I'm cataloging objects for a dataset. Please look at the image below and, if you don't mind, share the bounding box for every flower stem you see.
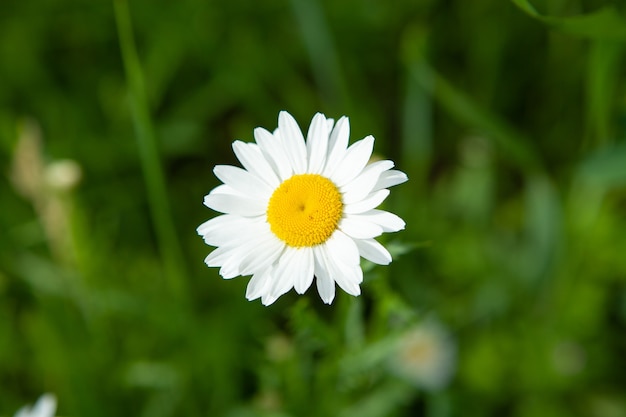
[113,0,187,300]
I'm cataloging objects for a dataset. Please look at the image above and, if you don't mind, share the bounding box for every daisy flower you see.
[14,394,56,417]
[389,319,457,391]
[197,111,407,305]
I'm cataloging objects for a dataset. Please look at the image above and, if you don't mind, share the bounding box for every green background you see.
[1,0,626,415]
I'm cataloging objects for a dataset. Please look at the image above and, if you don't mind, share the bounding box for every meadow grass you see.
[1,0,625,416]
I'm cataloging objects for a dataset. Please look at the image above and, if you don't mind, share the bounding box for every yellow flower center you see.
[267,174,343,247]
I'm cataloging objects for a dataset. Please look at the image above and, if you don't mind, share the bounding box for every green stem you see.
[113,0,187,300]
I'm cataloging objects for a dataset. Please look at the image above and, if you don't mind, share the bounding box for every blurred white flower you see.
[389,319,457,391]
[44,159,82,192]
[14,394,56,417]
[197,111,407,305]
[10,118,45,200]
[10,120,81,265]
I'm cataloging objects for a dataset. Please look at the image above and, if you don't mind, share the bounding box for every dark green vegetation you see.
[1,0,626,415]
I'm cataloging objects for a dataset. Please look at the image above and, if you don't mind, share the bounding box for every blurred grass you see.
[1,0,626,416]
[113,0,187,300]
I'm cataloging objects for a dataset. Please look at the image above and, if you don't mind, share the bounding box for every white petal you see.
[343,189,390,214]
[278,111,307,174]
[332,263,362,296]
[317,243,361,298]
[239,235,285,276]
[339,216,384,239]
[313,246,336,304]
[221,230,278,278]
[202,219,270,276]
[322,116,350,178]
[246,269,272,301]
[233,224,278,262]
[268,246,300,300]
[204,245,232,267]
[199,217,256,247]
[293,247,315,294]
[354,209,406,232]
[254,127,293,181]
[213,165,272,199]
[341,160,395,204]
[355,238,392,265]
[261,290,278,306]
[232,141,280,188]
[205,183,238,196]
[306,113,329,174]
[219,257,243,279]
[330,135,375,187]
[373,169,408,191]
[261,291,279,306]
[197,214,242,238]
[203,192,266,216]
[204,247,242,278]
[325,229,360,266]
[25,394,56,417]
[325,117,335,132]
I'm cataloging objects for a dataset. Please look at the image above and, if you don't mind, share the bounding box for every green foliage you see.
[513,0,626,40]
[1,0,626,416]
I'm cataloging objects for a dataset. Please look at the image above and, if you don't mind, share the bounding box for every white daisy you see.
[197,111,407,305]
[14,394,56,417]
[389,319,457,391]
